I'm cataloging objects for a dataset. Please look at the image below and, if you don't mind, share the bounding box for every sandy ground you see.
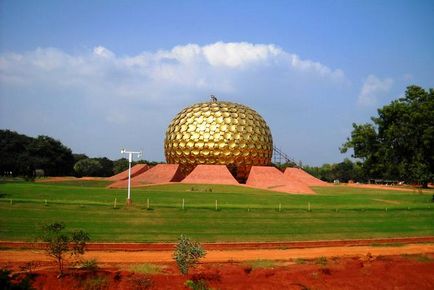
[2,243,433,264]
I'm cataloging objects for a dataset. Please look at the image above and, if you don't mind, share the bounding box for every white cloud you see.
[93,46,115,58]
[0,41,346,107]
[357,75,393,107]
[0,42,348,162]
[202,42,280,68]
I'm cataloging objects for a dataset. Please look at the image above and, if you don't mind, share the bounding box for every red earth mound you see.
[106,164,150,181]
[181,165,239,185]
[284,167,330,187]
[108,164,182,188]
[246,166,315,194]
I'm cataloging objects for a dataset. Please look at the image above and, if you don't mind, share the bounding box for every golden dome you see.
[164,100,273,181]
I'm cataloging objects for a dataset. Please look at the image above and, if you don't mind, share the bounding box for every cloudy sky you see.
[0,0,433,165]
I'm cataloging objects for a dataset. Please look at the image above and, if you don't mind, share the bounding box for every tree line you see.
[340,85,433,187]
[0,129,160,178]
[303,85,433,187]
[302,158,365,183]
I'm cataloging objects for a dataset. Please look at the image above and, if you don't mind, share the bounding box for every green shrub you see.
[185,279,209,290]
[173,235,206,275]
[0,269,36,290]
[82,276,108,290]
[315,256,328,266]
[80,259,98,272]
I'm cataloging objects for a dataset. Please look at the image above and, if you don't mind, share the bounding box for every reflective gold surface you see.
[164,101,273,180]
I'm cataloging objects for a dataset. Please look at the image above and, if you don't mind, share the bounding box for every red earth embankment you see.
[106,164,150,182]
[284,167,331,187]
[246,166,315,194]
[181,165,239,185]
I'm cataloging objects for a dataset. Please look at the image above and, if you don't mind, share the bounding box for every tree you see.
[113,158,129,174]
[0,130,75,177]
[39,222,90,277]
[27,136,75,176]
[73,153,88,164]
[0,130,33,176]
[93,157,114,177]
[341,85,434,187]
[73,159,103,177]
[303,159,366,183]
[173,235,206,275]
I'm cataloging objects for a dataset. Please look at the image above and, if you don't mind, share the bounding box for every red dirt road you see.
[2,243,433,264]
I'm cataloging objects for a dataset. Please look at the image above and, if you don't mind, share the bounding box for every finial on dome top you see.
[210,95,218,102]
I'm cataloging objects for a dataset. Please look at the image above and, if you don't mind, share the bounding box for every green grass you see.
[129,263,164,274]
[0,181,433,242]
[245,260,280,269]
[401,254,434,263]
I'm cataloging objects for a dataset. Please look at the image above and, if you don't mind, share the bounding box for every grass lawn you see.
[0,181,433,242]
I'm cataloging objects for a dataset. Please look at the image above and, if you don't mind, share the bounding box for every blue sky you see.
[1,0,433,165]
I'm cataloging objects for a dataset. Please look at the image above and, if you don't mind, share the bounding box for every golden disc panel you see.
[164,101,273,180]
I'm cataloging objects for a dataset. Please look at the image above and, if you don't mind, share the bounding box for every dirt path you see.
[2,236,433,251]
[2,243,433,264]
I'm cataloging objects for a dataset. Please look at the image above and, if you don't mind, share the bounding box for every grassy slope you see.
[0,181,432,242]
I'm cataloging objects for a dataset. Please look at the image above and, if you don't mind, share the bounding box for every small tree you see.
[39,222,90,277]
[70,229,90,264]
[173,235,206,275]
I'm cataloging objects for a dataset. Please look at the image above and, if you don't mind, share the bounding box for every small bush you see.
[131,275,153,290]
[294,258,306,264]
[0,269,36,290]
[82,276,108,290]
[315,256,328,267]
[80,259,98,272]
[243,266,252,274]
[113,272,121,282]
[173,235,206,275]
[185,279,209,290]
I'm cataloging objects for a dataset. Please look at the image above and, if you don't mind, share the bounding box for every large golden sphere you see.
[164,100,273,181]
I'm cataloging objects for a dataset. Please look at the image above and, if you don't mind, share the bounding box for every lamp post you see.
[120,148,142,206]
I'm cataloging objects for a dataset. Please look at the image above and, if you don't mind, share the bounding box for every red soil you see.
[246,166,315,194]
[106,164,150,182]
[2,249,434,289]
[284,167,331,187]
[181,165,239,185]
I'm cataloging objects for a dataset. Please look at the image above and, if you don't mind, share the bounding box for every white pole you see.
[120,149,142,206]
[182,198,185,210]
[127,152,132,204]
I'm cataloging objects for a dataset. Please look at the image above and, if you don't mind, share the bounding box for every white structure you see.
[120,148,142,205]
